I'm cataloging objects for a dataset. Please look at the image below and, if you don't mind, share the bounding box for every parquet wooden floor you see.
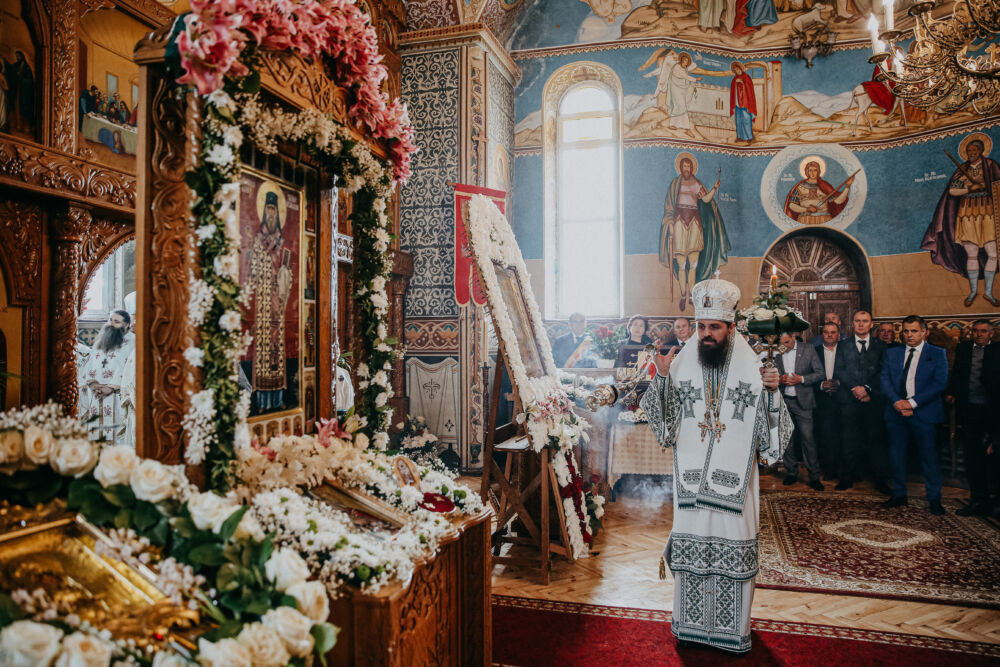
[481,474,1000,645]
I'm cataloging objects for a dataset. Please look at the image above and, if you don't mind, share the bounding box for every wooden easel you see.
[480,336,574,584]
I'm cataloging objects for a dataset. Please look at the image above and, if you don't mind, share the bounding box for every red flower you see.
[590,473,601,485]
[418,492,456,513]
[582,482,592,493]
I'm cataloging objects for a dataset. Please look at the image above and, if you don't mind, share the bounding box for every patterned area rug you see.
[492,595,1000,666]
[758,491,1000,608]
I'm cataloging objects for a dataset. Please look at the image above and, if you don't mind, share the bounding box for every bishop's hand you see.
[652,346,678,377]
[760,366,780,390]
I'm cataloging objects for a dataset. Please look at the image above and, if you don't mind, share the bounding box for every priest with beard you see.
[640,276,792,654]
[79,309,134,439]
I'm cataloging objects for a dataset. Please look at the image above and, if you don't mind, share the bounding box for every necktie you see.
[859,339,867,353]
[899,347,915,398]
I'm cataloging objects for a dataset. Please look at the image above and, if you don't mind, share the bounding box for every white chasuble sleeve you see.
[755,388,793,466]
[641,373,682,449]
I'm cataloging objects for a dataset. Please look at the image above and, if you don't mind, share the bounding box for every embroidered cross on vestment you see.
[726,381,757,421]
[677,380,702,418]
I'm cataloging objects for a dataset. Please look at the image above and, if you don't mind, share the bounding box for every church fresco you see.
[514,46,994,151]
[922,132,1000,309]
[510,0,954,53]
[0,0,39,142]
[760,143,867,232]
[78,7,149,173]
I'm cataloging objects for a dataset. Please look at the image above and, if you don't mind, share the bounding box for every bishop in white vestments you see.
[640,277,792,653]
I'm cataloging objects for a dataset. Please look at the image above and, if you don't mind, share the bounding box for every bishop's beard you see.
[94,323,125,353]
[698,336,730,369]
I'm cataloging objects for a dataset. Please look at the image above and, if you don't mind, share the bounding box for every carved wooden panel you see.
[79,218,135,307]
[0,201,45,405]
[50,0,78,154]
[135,64,197,466]
[258,51,351,125]
[49,206,92,412]
[0,137,136,212]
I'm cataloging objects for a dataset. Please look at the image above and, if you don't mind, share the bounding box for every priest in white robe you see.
[79,309,134,441]
[640,276,792,654]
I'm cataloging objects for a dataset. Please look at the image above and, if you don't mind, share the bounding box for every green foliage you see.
[0,593,24,628]
[0,467,66,506]
[311,622,340,666]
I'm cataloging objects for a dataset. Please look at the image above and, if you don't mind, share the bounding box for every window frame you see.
[547,79,624,320]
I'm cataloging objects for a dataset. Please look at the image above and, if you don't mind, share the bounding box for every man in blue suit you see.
[880,315,950,515]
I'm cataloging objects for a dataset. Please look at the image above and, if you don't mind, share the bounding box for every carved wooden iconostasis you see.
[0,0,172,414]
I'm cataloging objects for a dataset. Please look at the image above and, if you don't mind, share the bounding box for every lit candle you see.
[770,264,779,291]
[868,14,883,55]
[892,48,904,76]
[884,0,895,31]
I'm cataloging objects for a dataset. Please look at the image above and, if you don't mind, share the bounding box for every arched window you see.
[543,66,623,319]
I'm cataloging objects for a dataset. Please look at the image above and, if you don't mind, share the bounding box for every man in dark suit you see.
[880,315,949,514]
[876,322,902,349]
[946,319,996,516]
[551,312,596,368]
[777,332,826,490]
[809,311,847,346]
[833,310,891,493]
[661,316,693,348]
[815,322,842,481]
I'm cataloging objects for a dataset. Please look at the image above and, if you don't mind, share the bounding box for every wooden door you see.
[760,235,862,341]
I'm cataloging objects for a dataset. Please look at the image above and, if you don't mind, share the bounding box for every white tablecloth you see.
[608,422,674,488]
[81,114,137,155]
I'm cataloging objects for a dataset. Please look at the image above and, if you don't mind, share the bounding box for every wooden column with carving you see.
[389,250,412,423]
[134,29,201,479]
[49,206,91,411]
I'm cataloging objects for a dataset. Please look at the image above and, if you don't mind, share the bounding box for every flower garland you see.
[176,4,409,487]
[617,406,648,424]
[0,403,339,666]
[464,194,605,559]
[517,391,605,558]
[176,0,415,182]
[235,424,483,517]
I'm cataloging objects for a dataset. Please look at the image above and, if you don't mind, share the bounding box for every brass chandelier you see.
[867,0,1000,114]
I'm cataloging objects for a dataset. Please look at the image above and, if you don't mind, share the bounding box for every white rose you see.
[0,620,63,667]
[93,445,137,487]
[353,433,369,450]
[23,426,55,466]
[130,459,176,503]
[236,623,290,667]
[187,491,241,533]
[54,631,112,667]
[50,439,98,478]
[752,308,775,320]
[196,638,251,667]
[152,651,192,667]
[232,512,265,542]
[0,429,25,472]
[260,607,314,658]
[773,307,788,317]
[264,548,310,592]
[286,580,329,622]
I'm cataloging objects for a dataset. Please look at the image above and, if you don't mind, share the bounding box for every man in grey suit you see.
[777,332,826,490]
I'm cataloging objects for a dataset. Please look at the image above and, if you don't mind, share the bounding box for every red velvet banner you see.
[453,183,507,307]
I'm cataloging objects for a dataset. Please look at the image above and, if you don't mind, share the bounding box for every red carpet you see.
[492,596,1000,666]
[758,491,1000,608]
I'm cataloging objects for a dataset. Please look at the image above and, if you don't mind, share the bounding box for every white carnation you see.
[183,347,205,368]
[152,651,191,667]
[219,310,241,332]
[372,432,389,450]
[353,433,369,450]
[213,253,239,281]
